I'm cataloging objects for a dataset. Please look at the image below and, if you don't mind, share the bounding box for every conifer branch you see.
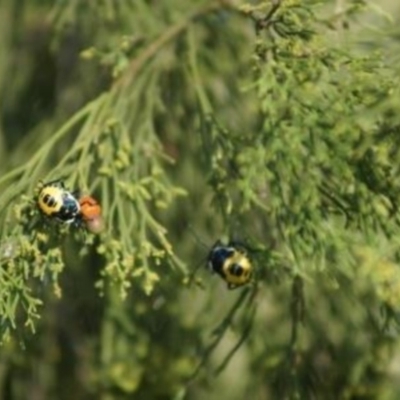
[114,0,234,89]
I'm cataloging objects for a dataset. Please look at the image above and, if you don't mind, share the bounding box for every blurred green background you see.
[2,1,400,399]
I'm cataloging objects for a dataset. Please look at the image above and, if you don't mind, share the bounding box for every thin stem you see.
[113,1,232,90]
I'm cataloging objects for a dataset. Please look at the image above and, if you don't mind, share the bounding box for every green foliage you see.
[2,0,400,399]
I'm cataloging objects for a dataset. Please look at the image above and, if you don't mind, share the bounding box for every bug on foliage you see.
[37,180,80,224]
[78,195,104,233]
[207,240,253,289]
[78,195,102,221]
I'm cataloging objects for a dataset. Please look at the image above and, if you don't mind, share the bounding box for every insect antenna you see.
[187,224,209,250]
[185,225,210,288]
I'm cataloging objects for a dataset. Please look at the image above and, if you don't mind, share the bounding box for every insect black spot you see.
[230,263,244,276]
[43,194,56,207]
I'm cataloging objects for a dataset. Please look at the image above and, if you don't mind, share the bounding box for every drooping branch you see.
[114,0,236,90]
